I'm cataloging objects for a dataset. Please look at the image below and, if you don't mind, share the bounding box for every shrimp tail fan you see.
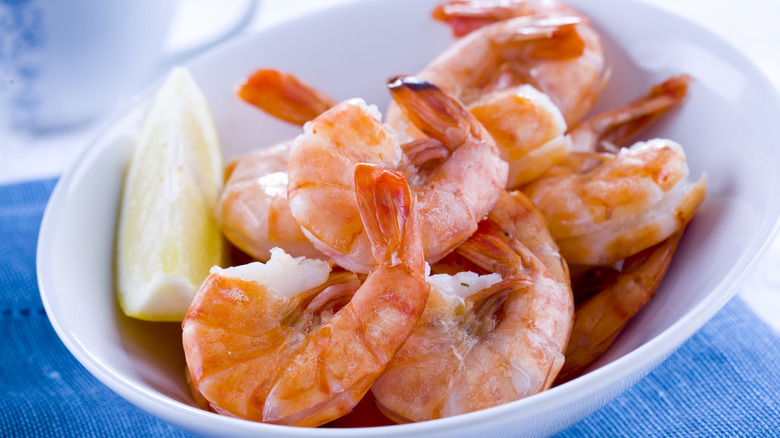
[354,163,421,269]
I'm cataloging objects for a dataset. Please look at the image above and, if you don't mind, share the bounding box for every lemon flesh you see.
[116,67,224,321]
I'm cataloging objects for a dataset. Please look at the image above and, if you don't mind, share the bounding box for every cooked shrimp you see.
[555,230,685,384]
[385,0,604,188]
[469,85,572,189]
[287,75,507,273]
[569,74,692,153]
[182,164,429,427]
[217,69,338,261]
[372,219,573,422]
[389,0,607,128]
[522,139,707,265]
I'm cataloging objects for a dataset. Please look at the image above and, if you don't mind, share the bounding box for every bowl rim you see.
[37,0,780,435]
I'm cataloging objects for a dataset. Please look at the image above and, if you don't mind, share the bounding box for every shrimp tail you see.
[433,1,586,59]
[454,219,534,278]
[432,0,583,37]
[432,0,526,37]
[238,68,338,126]
[503,17,585,60]
[388,75,479,149]
[354,163,423,273]
[570,74,693,152]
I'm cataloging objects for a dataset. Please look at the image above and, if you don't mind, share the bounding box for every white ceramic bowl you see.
[37,0,780,436]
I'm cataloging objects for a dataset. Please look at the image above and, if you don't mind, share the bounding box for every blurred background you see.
[1,0,778,328]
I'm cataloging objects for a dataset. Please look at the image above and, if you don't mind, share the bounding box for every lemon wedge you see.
[115,67,224,321]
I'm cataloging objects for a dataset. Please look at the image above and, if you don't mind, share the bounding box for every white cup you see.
[0,0,257,132]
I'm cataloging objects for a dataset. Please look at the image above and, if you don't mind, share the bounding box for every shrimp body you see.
[288,76,507,273]
[216,141,323,261]
[372,220,573,422]
[182,164,429,426]
[470,85,571,188]
[523,139,707,265]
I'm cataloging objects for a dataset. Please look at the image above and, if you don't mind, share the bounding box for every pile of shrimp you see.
[181,0,707,428]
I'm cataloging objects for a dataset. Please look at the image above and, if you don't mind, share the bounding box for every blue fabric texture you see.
[2,178,779,437]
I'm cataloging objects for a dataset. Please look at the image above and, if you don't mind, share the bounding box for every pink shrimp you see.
[523,139,707,266]
[419,0,608,125]
[182,164,429,426]
[385,0,606,189]
[372,219,573,422]
[287,75,507,273]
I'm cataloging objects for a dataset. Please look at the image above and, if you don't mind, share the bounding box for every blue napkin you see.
[0,179,188,437]
[2,178,779,437]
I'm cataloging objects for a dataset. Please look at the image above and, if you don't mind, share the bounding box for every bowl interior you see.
[38,0,780,436]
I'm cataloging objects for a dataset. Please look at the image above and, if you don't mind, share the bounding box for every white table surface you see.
[2,0,779,331]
